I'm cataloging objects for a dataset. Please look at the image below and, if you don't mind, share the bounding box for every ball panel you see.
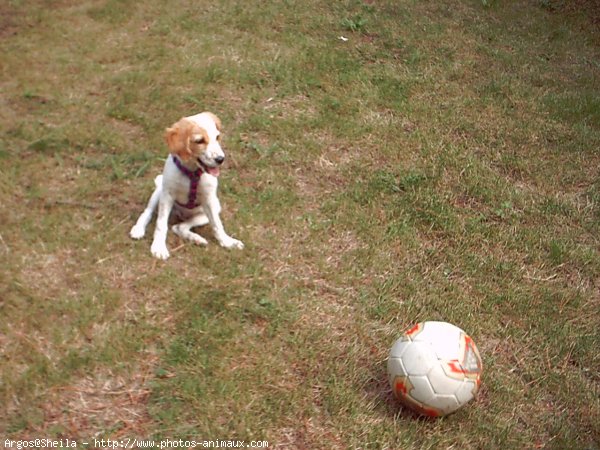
[391,375,412,399]
[407,375,435,405]
[389,337,411,358]
[391,375,443,418]
[441,360,470,381]
[427,364,463,395]
[455,379,479,405]
[414,321,463,361]
[400,341,436,376]
[462,335,483,374]
[387,356,408,380]
[439,334,483,382]
[426,393,461,415]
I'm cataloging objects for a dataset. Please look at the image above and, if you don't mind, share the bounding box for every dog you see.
[130,112,244,259]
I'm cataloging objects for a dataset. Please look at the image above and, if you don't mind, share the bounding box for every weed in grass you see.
[341,15,368,33]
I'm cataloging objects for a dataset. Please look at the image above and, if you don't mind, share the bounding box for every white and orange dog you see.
[130,112,244,259]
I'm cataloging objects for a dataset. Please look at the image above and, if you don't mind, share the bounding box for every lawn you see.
[1,0,599,449]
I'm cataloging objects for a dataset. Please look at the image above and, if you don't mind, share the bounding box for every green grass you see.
[1,0,599,448]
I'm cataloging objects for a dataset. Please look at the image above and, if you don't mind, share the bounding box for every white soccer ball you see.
[387,321,483,417]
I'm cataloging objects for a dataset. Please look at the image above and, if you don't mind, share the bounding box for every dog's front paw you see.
[130,224,146,240]
[220,237,244,250]
[151,241,170,260]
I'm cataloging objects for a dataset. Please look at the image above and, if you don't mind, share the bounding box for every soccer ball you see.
[387,321,482,417]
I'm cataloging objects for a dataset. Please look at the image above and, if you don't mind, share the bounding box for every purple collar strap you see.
[172,155,203,209]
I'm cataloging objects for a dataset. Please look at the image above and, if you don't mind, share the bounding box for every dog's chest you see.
[162,157,218,209]
[170,173,200,206]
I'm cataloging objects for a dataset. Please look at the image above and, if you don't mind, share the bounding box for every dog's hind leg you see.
[130,175,163,240]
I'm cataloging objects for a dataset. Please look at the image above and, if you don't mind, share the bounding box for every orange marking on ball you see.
[405,323,420,336]
[395,379,408,395]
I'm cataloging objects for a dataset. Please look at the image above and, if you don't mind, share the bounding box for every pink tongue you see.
[206,166,220,177]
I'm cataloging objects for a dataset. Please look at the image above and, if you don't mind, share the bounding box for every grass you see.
[1,0,599,448]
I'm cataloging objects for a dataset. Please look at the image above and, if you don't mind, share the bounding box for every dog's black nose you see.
[215,156,225,165]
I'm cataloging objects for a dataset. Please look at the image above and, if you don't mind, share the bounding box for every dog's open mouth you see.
[197,158,220,177]
[205,166,220,177]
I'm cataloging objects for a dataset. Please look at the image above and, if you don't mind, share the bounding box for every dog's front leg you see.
[130,175,163,240]
[203,190,244,250]
[151,192,175,259]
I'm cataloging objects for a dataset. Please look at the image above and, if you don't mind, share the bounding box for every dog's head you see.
[165,112,224,176]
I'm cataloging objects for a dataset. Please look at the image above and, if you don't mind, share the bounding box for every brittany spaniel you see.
[130,112,244,259]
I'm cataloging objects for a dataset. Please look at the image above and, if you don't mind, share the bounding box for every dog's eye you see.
[193,137,206,144]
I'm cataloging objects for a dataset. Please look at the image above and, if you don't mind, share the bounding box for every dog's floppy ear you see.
[205,112,222,131]
[165,119,192,160]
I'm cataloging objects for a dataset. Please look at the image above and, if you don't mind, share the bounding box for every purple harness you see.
[172,155,203,209]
